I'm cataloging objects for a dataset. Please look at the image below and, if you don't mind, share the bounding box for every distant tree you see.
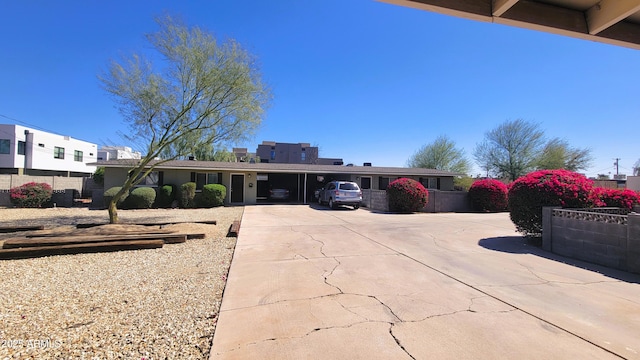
[535,138,592,172]
[99,15,271,223]
[634,159,640,176]
[473,119,545,181]
[408,135,470,174]
[212,149,238,162]
[596,174,611,180]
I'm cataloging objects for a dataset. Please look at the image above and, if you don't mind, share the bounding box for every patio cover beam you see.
[586,0,640,35]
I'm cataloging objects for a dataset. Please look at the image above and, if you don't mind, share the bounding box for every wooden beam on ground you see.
[0,240,165,260]
[0,225,45,233]
[227,220,241,237]
[586,0,640,35]
[27,230,176,238]
[2,233,195,248]
[76,220,217,229]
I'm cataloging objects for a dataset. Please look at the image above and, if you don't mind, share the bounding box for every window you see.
[17,141,25,155]
[270,150,276,160]
[195,172,219,190]
[74,150,83,162]
[54,146,65,159]
[0,139,9,154]
[379,177,390,190]
[360,177,371,190]
[136,171,159,186]
[301,151,306,161]
[38,143,44,147]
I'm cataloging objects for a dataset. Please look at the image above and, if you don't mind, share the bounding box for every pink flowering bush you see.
[387,178,428,213]
[468,179,508,212]
[508,170,594,237]
[10,182,53,208]
[590,187,640,210]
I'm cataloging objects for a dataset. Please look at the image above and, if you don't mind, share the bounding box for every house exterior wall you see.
[627,176,640,191]
[362,189,471,213]
[0,124,97,175]
[97,146,141,161]
[256,142,320,164]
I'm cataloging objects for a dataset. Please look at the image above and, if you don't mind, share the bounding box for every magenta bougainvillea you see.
[468,179,508,212]
[508,169,594,237]
[386,178,428,213]
[590,187,640,210]
[10,182,53,208]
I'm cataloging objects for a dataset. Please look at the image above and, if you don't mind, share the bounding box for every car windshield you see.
[339,183,359,190]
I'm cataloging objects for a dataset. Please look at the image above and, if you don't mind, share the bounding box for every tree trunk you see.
[108,199,119,224]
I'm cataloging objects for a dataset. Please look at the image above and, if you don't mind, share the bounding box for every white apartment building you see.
[97,146,141,161]
[0,124,97,177]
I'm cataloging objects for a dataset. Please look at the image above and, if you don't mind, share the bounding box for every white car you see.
[317,181,362,209]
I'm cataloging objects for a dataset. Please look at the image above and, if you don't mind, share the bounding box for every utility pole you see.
[613,158,620,175]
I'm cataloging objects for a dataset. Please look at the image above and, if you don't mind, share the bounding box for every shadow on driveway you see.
[479,236,640,284]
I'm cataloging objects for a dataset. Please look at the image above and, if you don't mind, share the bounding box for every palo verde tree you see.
[407,135,470,174]
[473,119,545,181]
[100,15,271,223]
[534,137,593,172]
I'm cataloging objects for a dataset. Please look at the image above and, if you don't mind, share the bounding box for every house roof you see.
[381,0,640,50]
[92,159,462,177]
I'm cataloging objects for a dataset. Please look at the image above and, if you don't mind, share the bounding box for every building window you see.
[38,143,45,147]
[360,177,371,190]
[378,177,390,190]
[54,147,65,159]
[74,150,83,162]
[195,172,219,190]
[17,141,25,155]
[301,151,306,161]
[135,171,159,187]
[270,150,276,160]
[0,139,10,154]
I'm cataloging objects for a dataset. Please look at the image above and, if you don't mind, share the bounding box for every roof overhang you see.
[380,0,640,50]
[92,159,463,177]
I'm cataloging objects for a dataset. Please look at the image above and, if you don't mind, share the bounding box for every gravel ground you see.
[0,206,243,359]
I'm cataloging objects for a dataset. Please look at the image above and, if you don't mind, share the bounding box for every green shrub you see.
[198,183,227,207]
[156,184,177,208]
[103,186,129,208]
[92,167,105,185]
[468,179,508,212]
[179,182,197,208]
[386,178,428,213]
[508,169,594,238]
[10,182,53,208]
[125,187,157,209]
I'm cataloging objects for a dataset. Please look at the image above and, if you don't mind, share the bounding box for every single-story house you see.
[95,159,462,205]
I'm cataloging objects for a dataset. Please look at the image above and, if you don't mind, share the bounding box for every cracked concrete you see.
[210,205,640,359]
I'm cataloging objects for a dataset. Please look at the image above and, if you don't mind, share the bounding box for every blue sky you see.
[1,0,638,178]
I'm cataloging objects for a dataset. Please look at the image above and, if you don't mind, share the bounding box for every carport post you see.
[304,173,307,204]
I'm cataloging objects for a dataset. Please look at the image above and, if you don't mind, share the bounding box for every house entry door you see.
[231,174,244,203]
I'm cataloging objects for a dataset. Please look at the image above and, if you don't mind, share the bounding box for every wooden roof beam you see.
[493,0,519,17]
[586,0,640,35]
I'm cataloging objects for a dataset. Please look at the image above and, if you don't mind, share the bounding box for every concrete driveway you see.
[210,205,640,359]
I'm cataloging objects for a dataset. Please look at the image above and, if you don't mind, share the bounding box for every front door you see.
[231,174,244,203]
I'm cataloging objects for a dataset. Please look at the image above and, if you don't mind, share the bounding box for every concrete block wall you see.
[362,189,470,213]
[628,213,640,274]
[0,174,86,207]
[543,208,640,274]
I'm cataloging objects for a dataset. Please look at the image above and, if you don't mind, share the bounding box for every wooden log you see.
[27,230,176,238]
[227,220,241,237]
[0,225,45,233]
[3,233,193,248]
[0,240,165,260]
[76,220,217,228]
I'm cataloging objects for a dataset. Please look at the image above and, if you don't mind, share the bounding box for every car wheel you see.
[329,198,336,209]
[353,205,359,210]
